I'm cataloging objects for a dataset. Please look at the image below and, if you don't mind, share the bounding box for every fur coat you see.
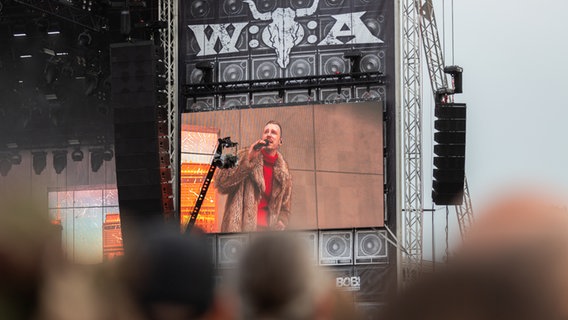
[215,148,292,232]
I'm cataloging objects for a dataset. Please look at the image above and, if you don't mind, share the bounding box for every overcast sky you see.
[421,0,568,259]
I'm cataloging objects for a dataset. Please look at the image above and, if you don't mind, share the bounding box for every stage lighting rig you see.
[90,147,113,172]
[103,0,146,8]
[183,72,386,106]
[53,150,68,174]
[0,158,11,177]
[10,153,22,165]
[12,0,108,31]
[71,148,84,161]
[32,151,47,175]
[77,30,92,47]
[444,65,463,94]
[90,149,104,172]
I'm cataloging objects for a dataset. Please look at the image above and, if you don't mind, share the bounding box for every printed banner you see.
[179,0,395,110]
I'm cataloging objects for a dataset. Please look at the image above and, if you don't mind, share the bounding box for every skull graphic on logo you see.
[243,0,320,68]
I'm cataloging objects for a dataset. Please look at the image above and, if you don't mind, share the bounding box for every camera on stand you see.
[212,137,238,169]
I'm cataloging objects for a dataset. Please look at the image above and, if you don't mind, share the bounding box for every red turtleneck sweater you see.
[257,150,278,228]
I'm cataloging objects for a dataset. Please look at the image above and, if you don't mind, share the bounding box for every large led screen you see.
[181,102,384,233]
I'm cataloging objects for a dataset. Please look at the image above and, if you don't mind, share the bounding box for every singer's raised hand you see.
[248,139,266,161]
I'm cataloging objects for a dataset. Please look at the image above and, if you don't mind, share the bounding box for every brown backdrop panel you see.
[316,172,384,229]
[240,106,315,171]
[182,109,241,146]
[182,110,241,233]
[288,170,317,230]
[313,102,383,174]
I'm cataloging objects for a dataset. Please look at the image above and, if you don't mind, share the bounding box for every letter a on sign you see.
[318,12,383,45]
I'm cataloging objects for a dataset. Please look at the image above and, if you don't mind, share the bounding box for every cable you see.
[451,0,455,65]
[431,205,435,271]
[442,0,446,61]
[445,205,449,262]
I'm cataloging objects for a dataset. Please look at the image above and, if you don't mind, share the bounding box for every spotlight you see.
[156,59,166,75]
[444,65,463,94]
[71,148,84,161]
[10,153,22,165]
[157,91,168,105]
[12,25,27,37]
[32,151,47,175]
[77,30,92,47]
[102,148,113,161]
[47,22,61,35]
[90,149,104,172]
[53,150,67,174]
[0,156,11,177]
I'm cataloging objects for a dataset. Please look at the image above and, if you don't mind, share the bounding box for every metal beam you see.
[417,0,449,95]
[401,0,424,283]
[183,72,386,99]
[456,178,474,237]
[13,0,108,32]
[158,0,178,214]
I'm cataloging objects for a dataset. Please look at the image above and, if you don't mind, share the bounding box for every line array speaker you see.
[432,102,467,205]
[110,41,167,249]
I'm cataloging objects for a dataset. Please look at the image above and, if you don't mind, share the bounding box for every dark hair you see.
[265,120,283,138]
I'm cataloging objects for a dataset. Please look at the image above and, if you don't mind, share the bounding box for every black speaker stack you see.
[432,102,466,205]
[110,41,173,249]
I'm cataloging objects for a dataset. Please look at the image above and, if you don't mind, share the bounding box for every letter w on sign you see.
[189,23,249,56]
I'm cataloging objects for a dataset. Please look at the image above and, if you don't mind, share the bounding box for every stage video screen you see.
[181,102,384,233]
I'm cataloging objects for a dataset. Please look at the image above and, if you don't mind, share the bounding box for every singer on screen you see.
[215,120,292,232]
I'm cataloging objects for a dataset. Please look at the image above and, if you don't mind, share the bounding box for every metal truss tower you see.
[417,0,474,247]
[401,0,424,282]
[401,0,474,283]
[158,0,179,213]
[417,0,448,96]
[456,178,474,237]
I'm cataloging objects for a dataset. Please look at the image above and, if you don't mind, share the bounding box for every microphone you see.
[253,139,269,151]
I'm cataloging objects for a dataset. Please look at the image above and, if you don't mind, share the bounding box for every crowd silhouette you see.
[1,189,567,320]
